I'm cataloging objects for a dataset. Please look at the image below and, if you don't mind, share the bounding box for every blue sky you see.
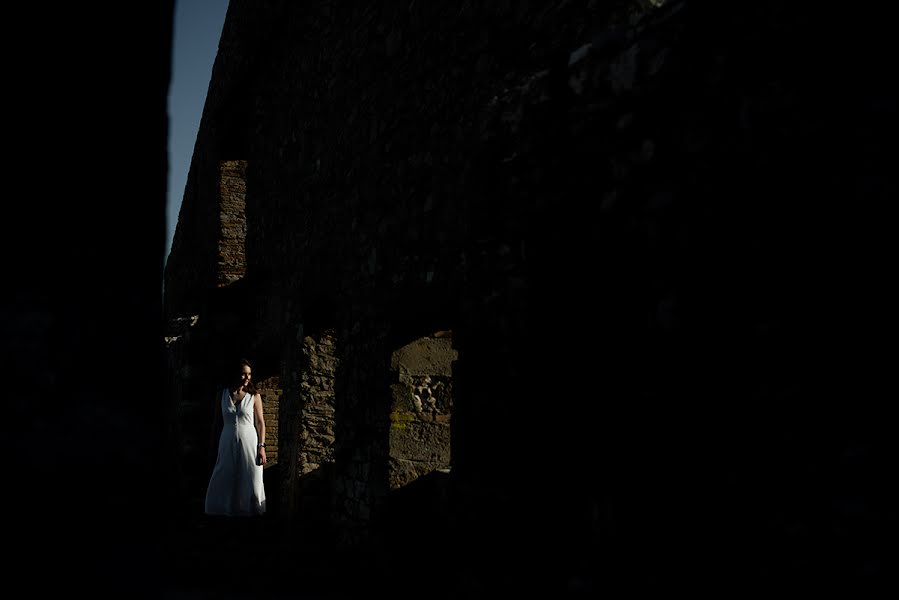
[167,0,230,263]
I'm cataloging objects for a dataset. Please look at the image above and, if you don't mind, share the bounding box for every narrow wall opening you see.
[388,330,456,489]
[368,329,458,570]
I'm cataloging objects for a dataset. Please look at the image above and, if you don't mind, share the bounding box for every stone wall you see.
[388,333,455,489]
[278,330,337,537]
[164,0,896,594]
[217,159,248,286]
[298,332,337,476]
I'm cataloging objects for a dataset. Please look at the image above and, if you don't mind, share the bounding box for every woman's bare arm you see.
[253,393,267,465]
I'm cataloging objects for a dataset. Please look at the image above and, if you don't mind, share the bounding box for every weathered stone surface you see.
[389,421,451,463]
[390,337,457,377]
[163,0,896,594]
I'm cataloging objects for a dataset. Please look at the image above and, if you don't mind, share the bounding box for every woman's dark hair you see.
[236,357,258,395]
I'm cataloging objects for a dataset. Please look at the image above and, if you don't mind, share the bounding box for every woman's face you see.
[239,365,252,388]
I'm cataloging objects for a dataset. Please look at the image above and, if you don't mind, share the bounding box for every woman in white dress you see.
[205,358,267,516]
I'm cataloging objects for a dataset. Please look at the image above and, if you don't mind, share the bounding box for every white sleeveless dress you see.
[204,389,266,516]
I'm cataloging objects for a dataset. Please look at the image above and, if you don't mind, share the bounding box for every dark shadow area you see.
[161,464,367,600]
[357,469,457,599]
[373,468,453,549]
[154,1,894,598]
[3,3,174,598]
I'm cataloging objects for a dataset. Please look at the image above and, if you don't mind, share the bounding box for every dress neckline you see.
[229,388,247,407]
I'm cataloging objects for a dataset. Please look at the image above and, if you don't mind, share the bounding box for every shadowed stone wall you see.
[164,0,895,595]
[218,159,248,286]
[278,329,338,540]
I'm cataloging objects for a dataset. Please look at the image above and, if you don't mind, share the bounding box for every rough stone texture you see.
[218,159,248,286]
[298,333,337,475]
[277,329,338,541]
[163,0,896,596]
[389,333,456,378]
[388,334,456,490]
